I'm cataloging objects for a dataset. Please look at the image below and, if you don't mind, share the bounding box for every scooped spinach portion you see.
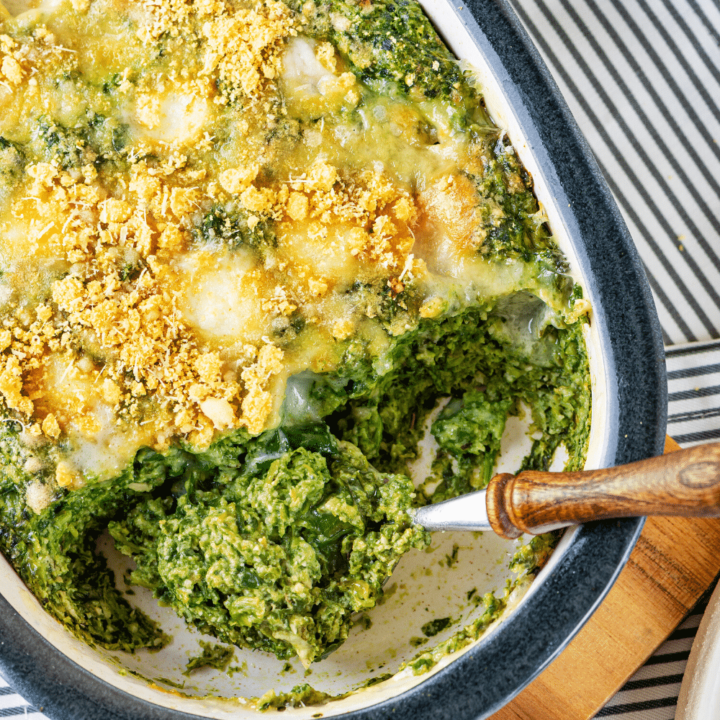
[330,302,590,502]
[109,442,427,666]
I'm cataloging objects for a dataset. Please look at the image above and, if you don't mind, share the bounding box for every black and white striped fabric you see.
[0,676,43,719]
[666,341,720,448]
[511,0,720,347]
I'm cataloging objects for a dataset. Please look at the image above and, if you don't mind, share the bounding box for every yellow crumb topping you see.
[0,159,291,454]
[0,0,507,486]
[140,0,297,105]
[0,143,423,472]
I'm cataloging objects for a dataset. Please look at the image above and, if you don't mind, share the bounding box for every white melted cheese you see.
[277,221,363,287]
[281,37,334,94]
[26,479,53,513]
[129,91,211,145]
[175,248,272,345]
[67,410,149,481]
[37,356,146,480]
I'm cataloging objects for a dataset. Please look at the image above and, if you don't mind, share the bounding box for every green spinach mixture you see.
[0,0,591,673]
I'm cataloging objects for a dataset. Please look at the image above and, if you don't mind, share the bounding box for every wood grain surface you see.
[486,442,720,539]
[490,437,720,720]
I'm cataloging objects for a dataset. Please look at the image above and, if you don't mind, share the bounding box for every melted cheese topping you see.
[0,0,574,488]
[176,249,270,343]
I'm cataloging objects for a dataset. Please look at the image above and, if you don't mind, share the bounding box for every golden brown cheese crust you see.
[0,0,562,489]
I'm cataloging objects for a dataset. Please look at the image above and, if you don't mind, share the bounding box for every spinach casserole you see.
[0,0,591,673]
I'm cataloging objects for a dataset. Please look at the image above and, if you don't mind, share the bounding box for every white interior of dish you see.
[0,0,610,716]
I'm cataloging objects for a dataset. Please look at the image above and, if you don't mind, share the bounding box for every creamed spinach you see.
[0,0,590,681]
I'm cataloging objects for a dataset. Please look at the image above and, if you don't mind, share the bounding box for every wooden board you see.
[491,437,720,720]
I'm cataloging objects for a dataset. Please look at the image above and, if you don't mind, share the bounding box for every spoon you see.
[413,442,720,538]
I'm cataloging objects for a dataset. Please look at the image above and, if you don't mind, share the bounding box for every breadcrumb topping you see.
[0,161,287,458]
[141,0,297,105]
[0,145,423,476]
[0,0,458,488]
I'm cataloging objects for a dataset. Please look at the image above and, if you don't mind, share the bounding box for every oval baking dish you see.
[0,0,666,718]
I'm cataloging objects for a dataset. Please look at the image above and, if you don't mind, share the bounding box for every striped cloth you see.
[665,341,720,448]
[0,677,43,718]
[511,0,720,347]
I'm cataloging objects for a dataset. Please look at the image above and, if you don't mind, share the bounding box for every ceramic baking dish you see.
[0,0,667,717]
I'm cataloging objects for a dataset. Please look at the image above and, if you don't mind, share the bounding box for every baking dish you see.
[0,0,666,717]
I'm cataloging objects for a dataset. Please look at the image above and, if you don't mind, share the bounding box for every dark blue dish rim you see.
[0,0,667,718]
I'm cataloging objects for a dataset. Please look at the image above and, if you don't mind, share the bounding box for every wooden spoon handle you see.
[485,442,720,539]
